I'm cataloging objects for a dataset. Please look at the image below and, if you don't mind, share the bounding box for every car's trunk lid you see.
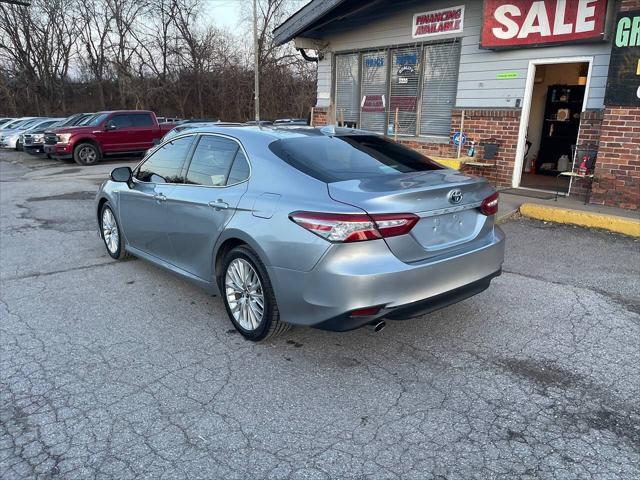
[328,170,495,262]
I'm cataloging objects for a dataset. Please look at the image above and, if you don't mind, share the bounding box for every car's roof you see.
[182,125,372,142]
[95,110,154,115]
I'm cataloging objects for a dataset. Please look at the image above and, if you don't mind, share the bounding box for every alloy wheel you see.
[225,258,265,331]
[79,146,97,164]
[101,208,119,254]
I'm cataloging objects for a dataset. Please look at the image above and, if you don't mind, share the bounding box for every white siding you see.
[317,53,332,108]
[311,0,612,110]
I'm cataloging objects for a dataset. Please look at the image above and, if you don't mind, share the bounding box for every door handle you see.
[208,199,229,210]
[153,193,167,203]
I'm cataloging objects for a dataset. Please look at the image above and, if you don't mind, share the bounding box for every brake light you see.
[289,211,418,243]
[480,192,499,216]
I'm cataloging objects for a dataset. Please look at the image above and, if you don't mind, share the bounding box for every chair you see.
[555,144,597,204]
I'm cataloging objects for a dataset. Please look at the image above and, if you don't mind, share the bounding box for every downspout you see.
[297,48,319,62]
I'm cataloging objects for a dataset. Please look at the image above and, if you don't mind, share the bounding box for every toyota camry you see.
[96,126,505,341]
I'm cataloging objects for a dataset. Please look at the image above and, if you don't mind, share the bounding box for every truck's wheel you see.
[74,143,101,166]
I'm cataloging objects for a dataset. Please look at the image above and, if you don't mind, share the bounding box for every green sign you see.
[496,72,518,80]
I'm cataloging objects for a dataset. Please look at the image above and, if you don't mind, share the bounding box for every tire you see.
[15,141,22,151]
[46,154,51,159]
[74,142,101,166]
[220,245,289,342]
[99,202,131,260]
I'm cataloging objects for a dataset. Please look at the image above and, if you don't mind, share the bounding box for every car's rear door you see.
[164,133,250,280]
[128,113,157,151]
[118,135,196,261]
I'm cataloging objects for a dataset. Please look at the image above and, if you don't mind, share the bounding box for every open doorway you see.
[518,61,590,193]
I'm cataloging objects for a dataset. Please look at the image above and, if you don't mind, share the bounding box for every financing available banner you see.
[412,6,464,39]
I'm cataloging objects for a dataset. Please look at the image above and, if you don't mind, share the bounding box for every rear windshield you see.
[269,135,443,182]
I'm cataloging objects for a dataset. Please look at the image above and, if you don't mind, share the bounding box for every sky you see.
[204,0,245,29]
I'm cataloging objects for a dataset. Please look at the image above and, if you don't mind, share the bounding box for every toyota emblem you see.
[448,189,463,204]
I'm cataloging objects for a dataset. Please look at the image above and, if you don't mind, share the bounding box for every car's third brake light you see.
[289,211,418,243]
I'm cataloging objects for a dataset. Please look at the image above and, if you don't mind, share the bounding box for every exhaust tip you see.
[369,320,386,333]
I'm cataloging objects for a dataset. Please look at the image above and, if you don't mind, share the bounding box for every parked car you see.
[15,118,64,151]
[157,117,182,124]
[273,118,308,126]
[24,113,94,155]
[44,110,175,165]
[96,125,505,341]
[0,118,15,127]
[0,117,39,134]
[1,118,55,150]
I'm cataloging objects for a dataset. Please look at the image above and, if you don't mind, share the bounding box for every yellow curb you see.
[520,203,640,237]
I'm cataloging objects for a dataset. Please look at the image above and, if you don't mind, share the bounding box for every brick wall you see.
[311,107,329,126]
[590,107,640,209]
[450,108,521,187]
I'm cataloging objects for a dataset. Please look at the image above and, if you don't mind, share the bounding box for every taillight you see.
[289,211,418,243]
[480,192,499,216]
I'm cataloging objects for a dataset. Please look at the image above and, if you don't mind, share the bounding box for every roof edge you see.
[273,0,347,46]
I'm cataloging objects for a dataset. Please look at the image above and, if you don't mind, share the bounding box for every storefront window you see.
[335,53,360,125]
[420,41,461,137]
[360,51,388,133]
[333,39,461,139]
[390,47,421,136]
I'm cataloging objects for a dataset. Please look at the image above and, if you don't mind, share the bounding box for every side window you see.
[108,115,132,129]
[185,136,239,186]
[135,136,194,184]
[130,114,154,127]
[227,149,250,185]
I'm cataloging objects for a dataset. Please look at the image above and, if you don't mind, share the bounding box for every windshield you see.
[269,135,443,183]
[14,119,40,130]
[77,114,97,126]
[27,120,58,131]
[4,119,32,130]
[85,113,109,127]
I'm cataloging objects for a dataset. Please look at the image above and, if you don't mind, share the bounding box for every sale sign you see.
[480,0,609,49]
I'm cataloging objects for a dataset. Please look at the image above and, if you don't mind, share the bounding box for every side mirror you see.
[105,122,117,131]
[111,166,132,183]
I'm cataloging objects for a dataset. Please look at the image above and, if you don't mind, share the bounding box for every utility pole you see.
[253,0,260,121]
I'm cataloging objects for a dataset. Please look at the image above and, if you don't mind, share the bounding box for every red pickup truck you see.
[44,110,175,165]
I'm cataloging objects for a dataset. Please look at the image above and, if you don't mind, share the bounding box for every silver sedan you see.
[96,126,505,341]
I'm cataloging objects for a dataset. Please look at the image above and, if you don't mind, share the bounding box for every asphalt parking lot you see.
[1,150,639,480]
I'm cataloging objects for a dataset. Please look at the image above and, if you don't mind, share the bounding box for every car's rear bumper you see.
[268,226,505,329]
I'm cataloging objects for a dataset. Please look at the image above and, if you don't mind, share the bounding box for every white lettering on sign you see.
[482,0,607,47]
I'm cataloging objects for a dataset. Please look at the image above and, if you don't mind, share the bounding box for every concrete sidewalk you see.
[497,189,640,236]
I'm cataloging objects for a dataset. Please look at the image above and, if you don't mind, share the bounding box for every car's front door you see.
[164,134,250,280]
[118,135,196,262]
[100,114,133,151]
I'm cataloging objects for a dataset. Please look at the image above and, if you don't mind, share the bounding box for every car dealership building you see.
[275,0,640,210]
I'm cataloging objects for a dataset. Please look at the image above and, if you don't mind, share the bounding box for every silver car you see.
[96,126,504,341]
